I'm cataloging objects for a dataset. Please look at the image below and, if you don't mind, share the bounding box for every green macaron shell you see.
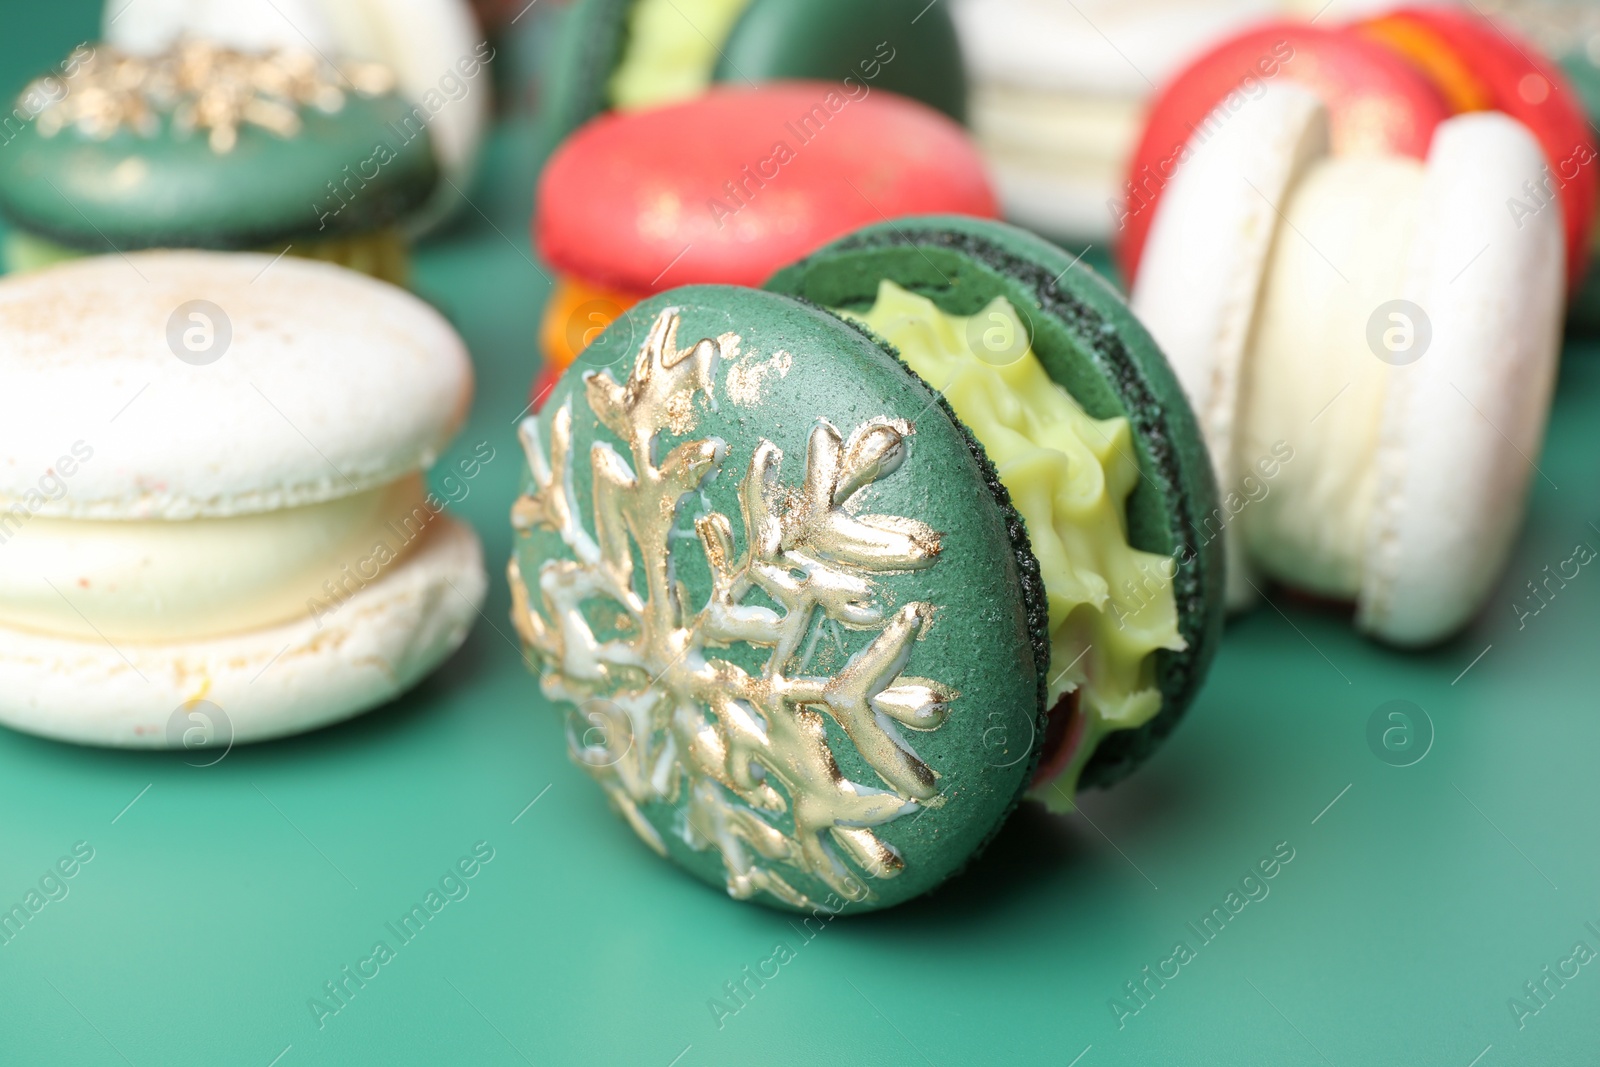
[0,92,436,251]
[713,0,967,123]
[767,215,1226,789]
[540,0,967,144]
[513,284,1047,911]
[539,0,634,147]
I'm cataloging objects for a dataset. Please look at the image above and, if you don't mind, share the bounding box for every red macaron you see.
[1356,6,1597,295]
[530,82,998,405]
[537,82,997,295]
[1118,22,1451,285]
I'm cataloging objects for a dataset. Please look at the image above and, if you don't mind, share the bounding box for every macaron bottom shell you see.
[0,514,485,748]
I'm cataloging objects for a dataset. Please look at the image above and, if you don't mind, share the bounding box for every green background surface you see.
[2,6,1598,1066]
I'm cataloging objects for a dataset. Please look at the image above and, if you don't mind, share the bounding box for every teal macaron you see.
[0,41,437,284]
[541,0,967,145]
[509,216,1223,912]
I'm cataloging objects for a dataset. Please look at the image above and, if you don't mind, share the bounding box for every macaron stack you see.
[509,215,1223,909]
[532,82,998,397]
[0,252,486,746]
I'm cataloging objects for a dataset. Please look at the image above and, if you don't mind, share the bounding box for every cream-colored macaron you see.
[952,0,1279,242]
[1132,84,1563,645]
[0,250,487,746]
[101,0,490,232]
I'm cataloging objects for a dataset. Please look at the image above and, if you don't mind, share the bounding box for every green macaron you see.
[769,215,1226,790]
[0,41,437,284]
[509,216,1222,912]
[541,0,966,145]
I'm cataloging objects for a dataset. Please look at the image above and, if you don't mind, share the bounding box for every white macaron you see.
[951,0,1279,242]
[101,0,490,233]
[1131,83,1563,646]
[0,251,487,746]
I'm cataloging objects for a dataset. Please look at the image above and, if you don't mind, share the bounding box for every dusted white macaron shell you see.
[0,514,485,747]
[101,0,489,232]
[0,251,471,520]
[1132,86,1564,645]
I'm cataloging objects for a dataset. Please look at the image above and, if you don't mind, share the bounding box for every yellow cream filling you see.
[839,281,1185,801]
[607,0,752,111]
[1237,156,1425,597]
[2,228,410,286]
[0,475,435,642]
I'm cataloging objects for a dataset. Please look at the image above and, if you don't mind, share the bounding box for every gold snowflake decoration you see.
[510,308,957,909]
[27,39,395,154]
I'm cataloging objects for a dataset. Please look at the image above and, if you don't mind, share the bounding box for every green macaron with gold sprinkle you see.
[508,215,1222,912]
[0,40,437,285]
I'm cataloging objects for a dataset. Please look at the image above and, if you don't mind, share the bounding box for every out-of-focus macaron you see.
[1132,85,1562,643]
[509,214,1222,910]
[1119,21,1452,283]
[531,82,998,395]
[1482,0,1600,327]
[540,0,966,144]
[0,40,436,285]
[952,0,1281,243]
[1355,5,1598,296]
[0,251,486,747]
[99,0,491,233]
[466,0,565,115]
[1120,8,1597,302]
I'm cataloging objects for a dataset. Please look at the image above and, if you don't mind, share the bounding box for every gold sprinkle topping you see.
[510,309,952,909]
[26,39,396,154]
